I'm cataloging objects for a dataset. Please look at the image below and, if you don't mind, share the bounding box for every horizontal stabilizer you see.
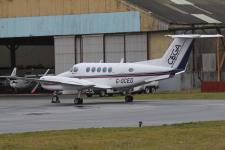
[145,74,171,83]
[166,34,223,38]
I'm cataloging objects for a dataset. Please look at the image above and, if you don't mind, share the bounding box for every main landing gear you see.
[51,90,132,104]
[51,95,60,103]
[51,91,84,105]
[74,91,84,105]
[123,90,133,103]
[74,98,83,105]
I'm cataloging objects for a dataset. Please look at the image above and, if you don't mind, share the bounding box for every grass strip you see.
[107,90,225,100]
[1,121,225,150]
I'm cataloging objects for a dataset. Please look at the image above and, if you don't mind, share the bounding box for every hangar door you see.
[105,35,124,63]
[125,34,147,62]
[54,36,75,74]
[105,33,147,63]
[82,35,104,63]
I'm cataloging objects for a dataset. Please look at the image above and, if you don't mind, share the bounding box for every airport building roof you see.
[127,0,225,25]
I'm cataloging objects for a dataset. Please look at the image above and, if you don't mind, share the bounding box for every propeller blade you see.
[31,83,39,94]
[31,69,49,94]
[43,69,50,77]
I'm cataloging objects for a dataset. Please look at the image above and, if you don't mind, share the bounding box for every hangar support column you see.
[6,44,19,69]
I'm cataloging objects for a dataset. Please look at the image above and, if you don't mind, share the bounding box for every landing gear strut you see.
[74,91,84,105]
[51,95,60,103]
[74,98,83,105]
[51,91,61,103]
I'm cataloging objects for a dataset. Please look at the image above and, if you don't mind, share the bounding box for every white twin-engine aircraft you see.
[25,34,222,104]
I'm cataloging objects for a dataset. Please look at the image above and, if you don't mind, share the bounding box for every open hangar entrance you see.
[0,36,54,76]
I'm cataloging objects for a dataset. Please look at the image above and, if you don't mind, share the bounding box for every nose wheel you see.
[125,95,133,103]
[51,95,61,103]
[74,98,83,105]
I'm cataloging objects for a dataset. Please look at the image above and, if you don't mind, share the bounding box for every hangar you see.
[0,0,224,91]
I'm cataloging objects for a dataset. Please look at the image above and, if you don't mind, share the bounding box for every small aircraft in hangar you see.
[20,34,223,104]
[0,68,46,92]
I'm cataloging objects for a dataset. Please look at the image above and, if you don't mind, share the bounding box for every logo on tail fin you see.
[168,45,181,67]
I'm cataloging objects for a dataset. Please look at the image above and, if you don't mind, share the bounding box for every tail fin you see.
[10,68,17,77]
[148,34,223,72]
[161,35,194,71]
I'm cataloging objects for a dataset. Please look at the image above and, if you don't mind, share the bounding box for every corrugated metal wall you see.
[0,0,168,32]
[148,32,172,59]
[0,12,140,38]
[0,0,125,18]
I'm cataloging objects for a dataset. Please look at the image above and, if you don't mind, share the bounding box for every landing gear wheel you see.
[125,95,133,103]
[86,93,93,97]
[121,91,127,96]
[99,90,106,97]
[108,93,113,97]
[151,87,156,94]
[51,95,60,103]
[74,98,83,105]
[145,87,150,94]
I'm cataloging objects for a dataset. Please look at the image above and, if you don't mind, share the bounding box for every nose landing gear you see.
[125,95,133,103]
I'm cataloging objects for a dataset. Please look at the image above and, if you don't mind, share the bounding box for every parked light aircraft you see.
[0,68,43,92]
[22,34,222,104]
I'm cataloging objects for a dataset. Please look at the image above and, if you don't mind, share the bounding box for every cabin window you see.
[103,67,107,72]
[86,67,90,72]
[97,67,101,72]
[91,67,96,72]
[129,68,134,72]
[108,67,112,73]
[73,67,78,72]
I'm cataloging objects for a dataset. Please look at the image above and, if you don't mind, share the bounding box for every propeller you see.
[31,69,50,94]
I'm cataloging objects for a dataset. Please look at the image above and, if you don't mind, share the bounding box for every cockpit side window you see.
[73,67,78,72]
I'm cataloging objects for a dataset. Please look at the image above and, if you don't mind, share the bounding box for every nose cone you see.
[40,76,46,80]
[9,80,17,88]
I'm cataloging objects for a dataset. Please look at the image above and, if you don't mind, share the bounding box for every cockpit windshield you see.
[73,67,79,72]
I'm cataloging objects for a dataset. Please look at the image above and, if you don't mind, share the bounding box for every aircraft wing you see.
[0,76,16,79]
[17,76,111,89]
[94,84,111,89]
[144,74,171,83]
